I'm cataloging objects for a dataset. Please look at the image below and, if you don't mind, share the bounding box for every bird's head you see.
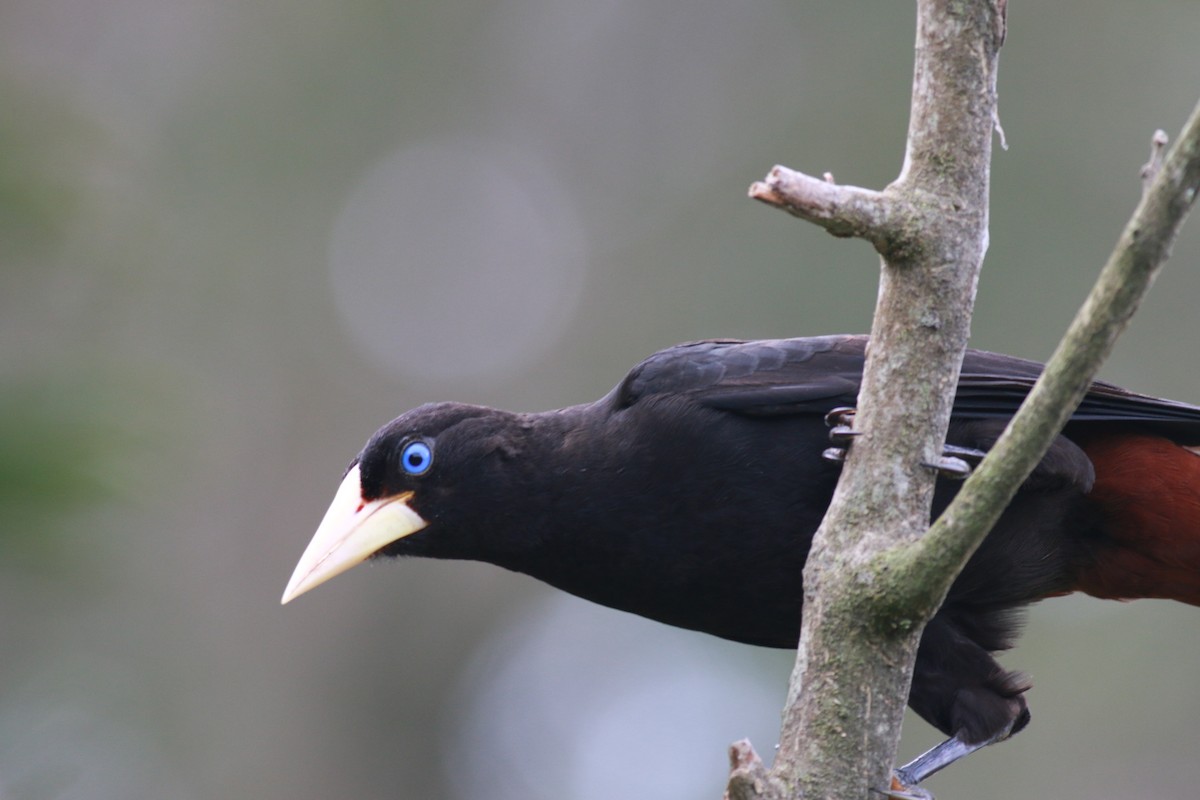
[281,402,523,604]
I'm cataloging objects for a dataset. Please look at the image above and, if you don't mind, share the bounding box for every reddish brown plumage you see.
[1077,433,1200,605]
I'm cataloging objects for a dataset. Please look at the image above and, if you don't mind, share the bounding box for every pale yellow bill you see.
[281,465,429,604]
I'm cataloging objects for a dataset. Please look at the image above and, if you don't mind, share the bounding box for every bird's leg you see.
[821,407,988,479]
[882,723,1017,799]
[896,734,989,785]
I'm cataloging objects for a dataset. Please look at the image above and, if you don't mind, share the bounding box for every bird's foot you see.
[921,443,988,480]
[821,406,859,464]
[822,407,987,479]
[824,406,858,438]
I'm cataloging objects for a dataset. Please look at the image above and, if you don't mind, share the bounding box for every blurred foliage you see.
[0,79,112,565]
[0,78,98,260]
[0,380,112,557]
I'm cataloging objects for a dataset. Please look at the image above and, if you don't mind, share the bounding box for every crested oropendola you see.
[282,334,1200,791]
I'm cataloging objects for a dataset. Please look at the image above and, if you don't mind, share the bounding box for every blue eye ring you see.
[399,439,434,476]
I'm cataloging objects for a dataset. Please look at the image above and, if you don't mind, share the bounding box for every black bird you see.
[282,335,1200,788]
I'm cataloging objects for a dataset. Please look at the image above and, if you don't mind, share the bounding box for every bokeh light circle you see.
[443,594,787,800]
[330,139,588,383]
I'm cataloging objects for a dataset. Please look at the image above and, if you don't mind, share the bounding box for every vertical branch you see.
[779,2,1005,795]
[734,1,1007,797]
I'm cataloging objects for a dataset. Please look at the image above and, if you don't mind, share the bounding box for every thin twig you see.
[749,166,891,244]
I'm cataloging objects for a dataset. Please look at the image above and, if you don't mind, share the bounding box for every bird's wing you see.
[955,348,1200,439]
[614,335,868,415]
[616,336,1200,439]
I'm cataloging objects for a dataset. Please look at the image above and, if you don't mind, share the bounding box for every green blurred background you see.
[3,1,1199,798]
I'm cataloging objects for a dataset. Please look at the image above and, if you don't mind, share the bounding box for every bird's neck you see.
[465,404,817,646]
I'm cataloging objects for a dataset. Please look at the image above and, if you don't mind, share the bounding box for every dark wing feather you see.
[614,335,868,415]
[952,349,1049,418]
[956,348,1200,442]
[614,335,1200,442]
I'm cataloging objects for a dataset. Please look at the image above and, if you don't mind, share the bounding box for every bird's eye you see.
[399,440,433,476]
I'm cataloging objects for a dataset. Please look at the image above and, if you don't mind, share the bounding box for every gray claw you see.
[822,406,986,482]
[822,447,847,464]
[825,407,860,454]
[824,406,857,428]
[923,455,972,479]
[828,425,861,446]
[941,443,987,464]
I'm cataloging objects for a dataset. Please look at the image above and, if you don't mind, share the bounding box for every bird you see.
[282,334,1200,790]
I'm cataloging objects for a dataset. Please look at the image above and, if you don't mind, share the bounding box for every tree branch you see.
[749,167,891,246]
[730,2,1008,798]
[901,101,1200,601]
